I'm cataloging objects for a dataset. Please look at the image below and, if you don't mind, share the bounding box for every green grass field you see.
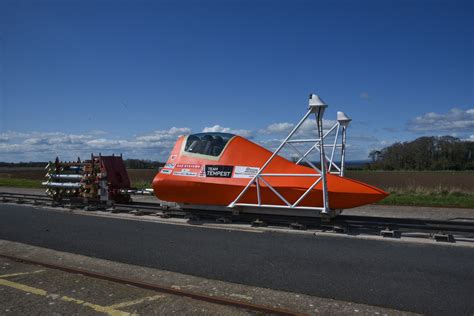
[376,187,474,208]
[0,178,43,188]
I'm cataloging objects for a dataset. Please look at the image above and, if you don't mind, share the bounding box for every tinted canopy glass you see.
[184,133,235,157]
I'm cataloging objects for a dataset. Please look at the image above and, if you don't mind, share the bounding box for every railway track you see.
[1,191,474,242]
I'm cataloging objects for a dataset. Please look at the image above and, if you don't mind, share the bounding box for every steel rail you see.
[2,192,474,236]
[0,192,163,210]
[334,215,474,234]
[0,253,305,316]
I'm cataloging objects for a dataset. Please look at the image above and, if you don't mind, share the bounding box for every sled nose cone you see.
[329,176,389,209]
[347,179,389,206]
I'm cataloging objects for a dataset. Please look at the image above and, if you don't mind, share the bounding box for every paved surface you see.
[0,204,473,315]
[344,204,474,220]
[0,256,247,315]
[0,240,412,316]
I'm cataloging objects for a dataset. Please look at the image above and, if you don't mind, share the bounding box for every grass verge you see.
[0,178,43,188]
[377,187,474,208]
[131,180,152,189]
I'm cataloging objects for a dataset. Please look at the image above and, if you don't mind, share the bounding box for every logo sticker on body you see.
[173,169,198,177]
[164,163,175,169]
[176,164,201,169]
[233,166,260,178]
[205,165,233,178]
[160,168,172,174]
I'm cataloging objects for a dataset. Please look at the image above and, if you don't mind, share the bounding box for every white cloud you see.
[136,127,191,142]
[0,113,389,162]
[259,119,336,136]
[202,125,253,138]
[259,122,294,135]
[0,127,192,162]
[408,108,474,133]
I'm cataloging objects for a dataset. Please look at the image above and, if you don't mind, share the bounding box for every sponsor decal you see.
[160,168,172,175]
[198,167,206,177]
[164,163,175,169]
[176,163,201,169]
[173,169,197,177]
[233,166,260,178]
[205,165,233,178]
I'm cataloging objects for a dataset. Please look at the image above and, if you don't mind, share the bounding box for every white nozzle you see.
[337,111,352,126]
[308,94,326,107]
[308,94,328,116]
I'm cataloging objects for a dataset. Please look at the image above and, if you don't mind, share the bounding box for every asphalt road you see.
[0,204,473,315]
[0,257,244,315]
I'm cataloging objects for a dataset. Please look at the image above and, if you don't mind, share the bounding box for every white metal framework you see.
[228,94,351,215]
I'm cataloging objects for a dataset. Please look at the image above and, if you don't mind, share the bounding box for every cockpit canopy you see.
[184,132,235,157]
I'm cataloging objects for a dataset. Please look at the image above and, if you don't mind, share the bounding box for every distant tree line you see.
[368,136,474,170]
[0,162,47,168]
[0,159,164,169]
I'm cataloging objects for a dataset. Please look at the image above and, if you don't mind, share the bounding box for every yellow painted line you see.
[0,278,130,316]
[61,296,130,316]
[0,270,45,279]
[107,294,165,309]
[0,278,48,296]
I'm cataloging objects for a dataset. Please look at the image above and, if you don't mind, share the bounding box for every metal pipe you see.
[286,143,321,173]
[286,139,320,143]
[340,125,347,176]
[328,124,340,173]
[259,173,321,177]
[316,110,329,214]
[48,174,83,180]
[312,146,341,171]
[258,176,291,207]
[42,182,82,189]
[292,178,322,207]
[256,178,261,206]
[295,124,339,164]
[233,203,326,211]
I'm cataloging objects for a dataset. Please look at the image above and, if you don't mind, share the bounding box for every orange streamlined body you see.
[152,132,388,213]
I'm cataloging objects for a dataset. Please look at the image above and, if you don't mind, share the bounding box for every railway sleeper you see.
[32,199,42,205]
[380,228,401,238]
[251,219,268,227]
[129,209,145,216]
[185,214,201,222]
[83,205,98,211]
[432,233,455,243]
[332,225,347,234]
[289,222,307,230]
[216,217,232,224]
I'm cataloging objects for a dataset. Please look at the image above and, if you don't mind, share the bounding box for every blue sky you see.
[0,0,473,162]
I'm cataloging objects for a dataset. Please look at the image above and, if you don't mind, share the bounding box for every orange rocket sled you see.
[152,132,388,214]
